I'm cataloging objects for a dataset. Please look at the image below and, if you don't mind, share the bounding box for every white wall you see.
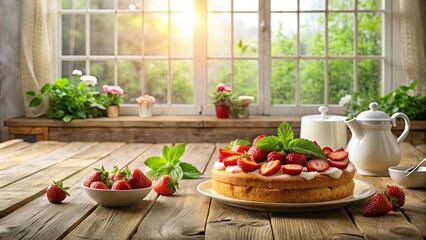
[0,0,24,142]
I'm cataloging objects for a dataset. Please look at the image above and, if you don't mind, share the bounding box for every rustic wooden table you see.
[0,139,424,239]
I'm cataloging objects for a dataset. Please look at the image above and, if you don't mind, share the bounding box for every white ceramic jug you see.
[345,102,411,176]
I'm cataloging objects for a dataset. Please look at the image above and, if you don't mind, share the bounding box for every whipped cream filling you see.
[213,161,355,180]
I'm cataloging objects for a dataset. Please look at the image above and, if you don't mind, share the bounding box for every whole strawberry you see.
[248,146,268,163]
[252,134,265,145]
[285,152,307,166]
[129,168,152,189]
[85,165,109,187]
[154,175,178,196]
[111,179,133,190]
[384,185,405,209]
[267,151,284,164]
[46,180,70,203]
[90,181,109,189]
[363,193,393,216]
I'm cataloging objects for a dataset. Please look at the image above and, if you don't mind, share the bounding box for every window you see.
[59,0,390,115]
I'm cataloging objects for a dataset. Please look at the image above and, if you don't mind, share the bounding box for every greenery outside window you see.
[59,0,389,116]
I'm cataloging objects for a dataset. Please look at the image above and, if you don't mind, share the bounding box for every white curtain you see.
[21,0,58,117]
[399,0,426,94]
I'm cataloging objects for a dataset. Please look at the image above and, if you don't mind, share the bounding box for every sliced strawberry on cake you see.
[223,155,240,166]
[218,148,242,162]
[259,160,281,176]
[327,158,350,169]
[306,159,330,172]
[281,164,303,175]
[237,153,260,172]
[326,150,348,161]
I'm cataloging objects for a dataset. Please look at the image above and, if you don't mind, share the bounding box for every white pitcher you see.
[345,102,410,176]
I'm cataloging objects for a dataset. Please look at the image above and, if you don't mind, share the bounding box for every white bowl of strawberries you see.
[82,166,153,207]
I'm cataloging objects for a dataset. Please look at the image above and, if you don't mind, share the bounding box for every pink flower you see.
[224,86,232,92]
[216,83,226,92]
[103,85,124,95]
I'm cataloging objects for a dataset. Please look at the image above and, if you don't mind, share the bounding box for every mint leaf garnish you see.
[278,121,294,142]
[287,138,326,159]
[144,144,202,181]
[256,136,283,152]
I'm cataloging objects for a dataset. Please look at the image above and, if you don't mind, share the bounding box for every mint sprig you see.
[144,144,202,180]
[256,121,326,159]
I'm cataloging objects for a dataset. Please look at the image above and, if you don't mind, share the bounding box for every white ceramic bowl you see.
[388,166,426,188]
[82,182,153,207]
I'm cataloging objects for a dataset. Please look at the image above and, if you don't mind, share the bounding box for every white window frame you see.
[58,0,395,116]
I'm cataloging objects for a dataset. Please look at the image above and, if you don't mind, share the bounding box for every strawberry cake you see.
[211,121,356,203]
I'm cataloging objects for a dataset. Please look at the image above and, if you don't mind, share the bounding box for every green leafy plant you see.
[26,71,108,123]
[256,121,326,159]
[341,80,426,120]
[210,83,235,105]
[144,144,202,181]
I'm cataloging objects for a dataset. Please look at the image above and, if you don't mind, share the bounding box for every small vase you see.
[138,102,153,118]
[107,105,119,118]
[215,104,230,119]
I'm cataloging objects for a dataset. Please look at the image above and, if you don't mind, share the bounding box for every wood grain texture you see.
[0,140,30,155]
[0,142,125,218]
[0,142,98,188]
[0,143,152,240]
[0,141,65,170]
[131,143,215,240]
[0,139,23,149]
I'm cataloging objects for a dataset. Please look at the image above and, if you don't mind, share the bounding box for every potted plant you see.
[102,85,124,117]
[136,94,156,118]
[26,70,108,123]
[210,83,235,118]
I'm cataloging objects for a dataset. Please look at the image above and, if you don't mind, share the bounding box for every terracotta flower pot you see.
[215,104,230,118]
[107,105,119,118]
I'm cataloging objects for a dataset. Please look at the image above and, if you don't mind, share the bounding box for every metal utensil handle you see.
[405,158,426,177]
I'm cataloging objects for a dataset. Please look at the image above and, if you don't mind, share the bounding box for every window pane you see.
[118,60,142,103]
[144,13,168,56]
[90,0,113,9]
[358,59,381,98]
[300,13,324,56]
[233,0,258,11]
[208,0,231,11]
[358,13,382,56]
[271,0,297,11]
[171,60,193,104]
[61,61,86,79]
[118,14,142,55]
[328,13,354,56]
[90,14,114,55]
[271,13,297,56]
[170,0,194,11]
[328,0,354,10]
[208,14,231,57]
[144,0,168,11]
[234,13,258,57]
[62,0,85,9]
[208,60,231,103]
[118,0,142,10]
[271,59,296,104]
[329,59,353,104]
[234,60,258,103]
[300,59,324,104]
[171,13,194,56]
[145,60,168,104]
[358,0,382,10]
[62,14,85,55]
[91,61,114,90]
[300,0,325,11]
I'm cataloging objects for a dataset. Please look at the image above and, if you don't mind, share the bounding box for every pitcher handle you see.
[391,112,411,144]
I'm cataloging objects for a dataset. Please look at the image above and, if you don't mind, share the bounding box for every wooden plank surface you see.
[0,143,151,239]
[0,140,30,155]
[0,139,24,150]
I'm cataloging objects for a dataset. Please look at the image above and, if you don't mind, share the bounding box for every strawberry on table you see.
[111,179,133,190]
[285,152,307,166]
[90,181,109,189]
[384,185,405,209]
[363,193,393,216]
[46,180,70,203]
[306,159,330,172]
[259,160,281,176]
[129,168,152,189]
[154,175,178,196]
[282,164,303,175]
[237,153,260,172]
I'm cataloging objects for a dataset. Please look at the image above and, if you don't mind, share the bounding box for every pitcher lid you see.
[302,106,346,122]
[356,102,390,121]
